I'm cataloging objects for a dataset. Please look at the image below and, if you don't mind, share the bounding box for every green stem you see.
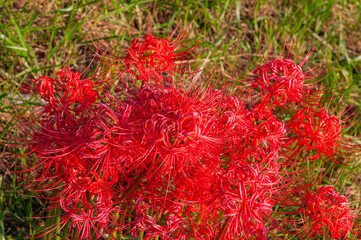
[42,180,61,240]
[216,217,231,240]
[0,176,5,240]
[111,211,120,239]
[42,206,61,240]
[139,230,144,239]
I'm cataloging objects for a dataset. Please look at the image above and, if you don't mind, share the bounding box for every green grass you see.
[1,0,361,239]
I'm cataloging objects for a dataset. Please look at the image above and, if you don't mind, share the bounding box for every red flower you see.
[285,106,347,162]
[297,185,357,239]
[27,67,108,117]
[122,27,197,82]
[252,58,305,106]
[210,160,279,240]
[112,83,225,181]
[228,41,326,107]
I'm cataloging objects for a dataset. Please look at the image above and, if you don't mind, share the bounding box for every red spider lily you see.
[10,66,127,239]
[226,41,327,108]
[96,76,245,238]
[251,58,305,106]
[252,59,304,105]
[122,26,197,82]
[296,185,358,239]
[109,83,226,182]
[22,112,125,239]
[130,192,223,240]
[209,160,279,240]
[60,200,121,239]
[29,67,106,113]
[285,105,350,162]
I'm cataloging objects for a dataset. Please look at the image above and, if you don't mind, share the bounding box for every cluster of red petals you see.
[123,27,197,82]
[29,67,104,113]
[297,185,356,239]
[252,58,305,106]
[285,106,344,161]
[9,26,361,240]
[211,161,278,239]
[117,85,224,177]
[236,46,325,109]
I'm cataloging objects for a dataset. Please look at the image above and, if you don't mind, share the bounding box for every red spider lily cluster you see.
[297,185,357,239]
[5,25,361,239]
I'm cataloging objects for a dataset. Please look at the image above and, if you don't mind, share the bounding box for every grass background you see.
[0,0,361,239]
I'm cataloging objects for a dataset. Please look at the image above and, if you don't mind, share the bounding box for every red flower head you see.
[210,160,279,240]
[297,185,357,239]
[252,58,305,106]
[30,67,105,116]
[113,83,225,182]
[122,25,198,82]
[285,106,347,162]
[228,41,326,107]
